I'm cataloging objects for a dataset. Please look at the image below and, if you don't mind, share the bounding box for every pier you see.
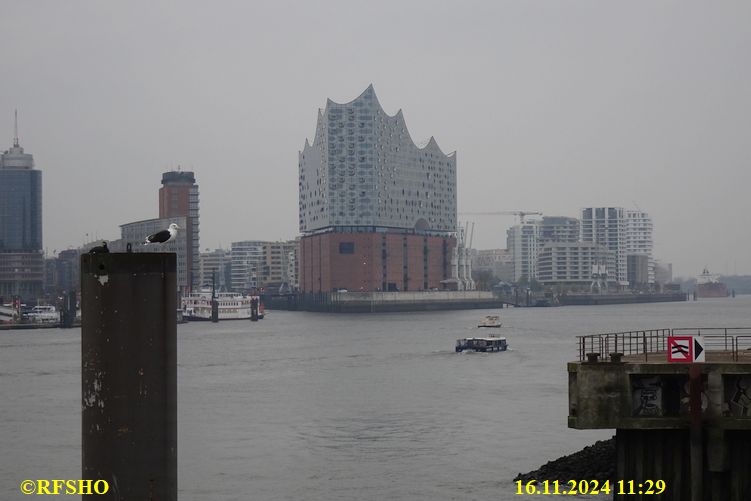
[569,328,751,500]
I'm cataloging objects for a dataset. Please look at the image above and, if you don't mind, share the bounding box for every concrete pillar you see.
[59,290,77,328]
[81,253,177,501]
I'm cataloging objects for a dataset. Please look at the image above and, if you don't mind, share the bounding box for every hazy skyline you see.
[3,1,750,278]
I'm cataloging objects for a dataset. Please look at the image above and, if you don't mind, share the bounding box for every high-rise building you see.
[625,210,654,284]
[0,252,44,301]
[285,239,300,292]
[0,114,43,301]
[259,240,299,291]
[159,171,199,290]
[506,222,539,282]
[538,216,580,243]
[471,248,514,283]
[298,85,457,292]
[627,254,650,287]
[228,240,300,292]
[44,249,80,294]
[537,242,615,287]
[507,216,580,283]
[230,241,265,292]
[199,248,232,291]
[580,207,628,286]
[579,207,653,287]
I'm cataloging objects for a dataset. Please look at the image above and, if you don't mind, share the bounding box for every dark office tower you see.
[0,112,43,301]
[159,170,199,290]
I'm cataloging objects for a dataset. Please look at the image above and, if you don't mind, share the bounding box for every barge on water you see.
[455,336,508,352]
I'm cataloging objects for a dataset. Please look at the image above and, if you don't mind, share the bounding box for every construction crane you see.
[458,210,543,224]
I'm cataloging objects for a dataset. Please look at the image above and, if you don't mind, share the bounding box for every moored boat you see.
[181,291,253,321]
[24,305,60,324]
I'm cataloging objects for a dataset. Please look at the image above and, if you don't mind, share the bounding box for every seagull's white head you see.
[169,223,180,232]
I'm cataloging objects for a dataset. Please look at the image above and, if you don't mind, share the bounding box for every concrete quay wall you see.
[302,291,501,313]
[568,359,751,430]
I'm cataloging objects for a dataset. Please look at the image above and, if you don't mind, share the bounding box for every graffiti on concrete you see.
[632,376,663,416]
[726,376,751,417]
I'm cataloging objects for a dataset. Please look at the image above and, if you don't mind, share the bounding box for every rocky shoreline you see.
[514,437,615,483]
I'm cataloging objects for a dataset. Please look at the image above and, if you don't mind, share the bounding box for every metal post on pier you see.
[211,270,219,323]
[689,365,703,501]
[250,297,259,321]
[80,253,177,501]
[211,299,219,322]
[59,290,77,328]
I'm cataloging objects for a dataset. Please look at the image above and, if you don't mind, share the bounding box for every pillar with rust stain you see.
[81,253,177,501]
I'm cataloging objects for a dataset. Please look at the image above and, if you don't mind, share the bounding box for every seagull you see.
[144,223,180,245]
[89,241,109,254]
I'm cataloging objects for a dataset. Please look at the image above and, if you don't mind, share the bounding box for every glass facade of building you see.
[0,138,43,302]
[0,146,42,252]
[299,85,457,235]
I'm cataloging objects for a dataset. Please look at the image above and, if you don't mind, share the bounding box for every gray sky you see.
[3,0,750,278]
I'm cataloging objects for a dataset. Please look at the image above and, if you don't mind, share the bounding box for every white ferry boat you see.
[477,315,502,328]
[25,305,60,324]
[181,291,253,321]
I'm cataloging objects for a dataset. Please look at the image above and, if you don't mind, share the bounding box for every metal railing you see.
[576,328,751,362]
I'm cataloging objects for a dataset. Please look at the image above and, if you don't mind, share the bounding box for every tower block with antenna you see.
[14,109,19,147]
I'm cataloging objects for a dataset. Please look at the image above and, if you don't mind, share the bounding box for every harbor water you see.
[1,297,748,500]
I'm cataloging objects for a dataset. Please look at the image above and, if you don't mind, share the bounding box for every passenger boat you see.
[25,305,60,324]
[477,315,502,328]
[181,291,253,321]
[455,336,508,352]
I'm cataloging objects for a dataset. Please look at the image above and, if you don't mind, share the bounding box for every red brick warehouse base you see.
[299,231,456,293]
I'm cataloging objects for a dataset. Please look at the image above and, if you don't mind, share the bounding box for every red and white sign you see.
[667,336,705,363]
[668,336,692,362]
